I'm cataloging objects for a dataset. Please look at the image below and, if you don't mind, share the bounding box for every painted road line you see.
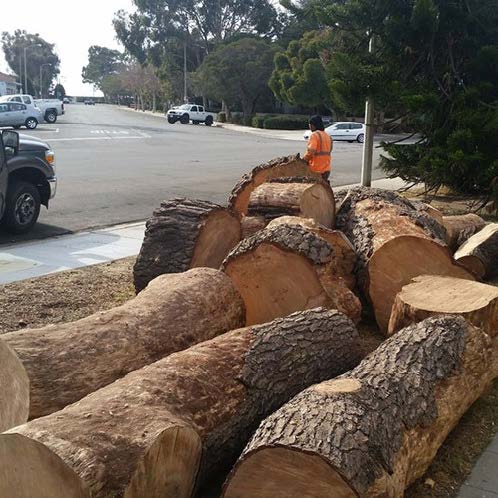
[46,136,145,142]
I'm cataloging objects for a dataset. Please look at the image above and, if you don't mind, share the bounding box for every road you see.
[1,104,386,244]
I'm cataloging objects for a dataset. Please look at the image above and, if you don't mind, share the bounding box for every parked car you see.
[0,130,57,233]
[166,104,216,126]
[63,97,71,104]
[0,94,64,124]
[0,101,42,129]
[304,122,366,143]
[84,100,95,106]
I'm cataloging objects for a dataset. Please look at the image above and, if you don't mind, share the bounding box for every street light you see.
[39,63,52,98]
[23,43,42,94]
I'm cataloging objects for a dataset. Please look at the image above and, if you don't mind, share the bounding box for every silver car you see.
[0,102,41,130]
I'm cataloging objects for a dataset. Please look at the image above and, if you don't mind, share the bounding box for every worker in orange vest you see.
[303,115,333,182]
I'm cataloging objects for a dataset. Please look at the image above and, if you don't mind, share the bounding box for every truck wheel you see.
[180,114,190,124]
[45,111,57,123]
[25,118,38,130]
[167,116,177,124]
[2,181,41,234]
[205,115,214,126]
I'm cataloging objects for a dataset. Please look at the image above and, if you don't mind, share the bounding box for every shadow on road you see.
[0,223,73,246]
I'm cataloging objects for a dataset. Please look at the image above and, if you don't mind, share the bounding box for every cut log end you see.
[443,214,486,250]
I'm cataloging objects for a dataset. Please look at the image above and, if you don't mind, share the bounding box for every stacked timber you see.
[3,268,245,419]
[388,275,498,336]
[222,225,361,325]
[443,213,486,251]
[133,199,241,292]
[0,309,361,498]
[223,316,497,498]
[336,187,475,332]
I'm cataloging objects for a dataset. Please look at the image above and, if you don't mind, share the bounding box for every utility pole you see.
[18,49,23,92]
[361,36,375,187]
[183,41,188,103]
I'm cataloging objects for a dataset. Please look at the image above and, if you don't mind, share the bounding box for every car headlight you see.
[45,150,56,170]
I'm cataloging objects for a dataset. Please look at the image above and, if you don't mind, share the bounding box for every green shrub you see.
[263,115,309,130]
[252,115,266,128]
[217,112,226,123]
[229,112,244,125]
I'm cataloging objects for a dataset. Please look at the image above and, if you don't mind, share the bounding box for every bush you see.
[217,112,226,123]
[228,112,244,125]
[263,115,309,130]
[252,115,267,128]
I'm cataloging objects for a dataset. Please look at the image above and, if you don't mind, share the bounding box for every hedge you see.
[263,115,309,130]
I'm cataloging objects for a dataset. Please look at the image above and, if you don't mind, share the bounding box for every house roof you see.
[0,72,19,84]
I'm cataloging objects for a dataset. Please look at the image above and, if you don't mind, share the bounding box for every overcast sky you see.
[0,0,135,96]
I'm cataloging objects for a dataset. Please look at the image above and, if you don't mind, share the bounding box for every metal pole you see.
[18,49,22,92]
[24,47,27,95]
[361,36,375,187]
[183,41,187,103]
[39,65,42,98]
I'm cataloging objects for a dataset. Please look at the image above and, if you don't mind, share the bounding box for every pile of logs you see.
[1,154,497,498]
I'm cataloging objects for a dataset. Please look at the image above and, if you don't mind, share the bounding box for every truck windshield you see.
[178,104,191,110]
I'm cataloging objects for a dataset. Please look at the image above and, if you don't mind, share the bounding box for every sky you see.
[0,0,135,96]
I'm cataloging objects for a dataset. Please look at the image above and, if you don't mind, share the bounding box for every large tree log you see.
[3,268,245,419]
[248,180,335,228]
[228,155,321,215]
[336,187,474,332]
[454,223,498,280]
[241,215,267,239]
[222,225,362,325]
[223,316,497,498]
[0,338,29,432]
[133,198,241,292]
[388,275,498,336]
[0,309,361,498]
[443,213,486,251]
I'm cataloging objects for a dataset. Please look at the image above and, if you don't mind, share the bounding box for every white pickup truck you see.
[0,94,64,124]
[166,104,216,126]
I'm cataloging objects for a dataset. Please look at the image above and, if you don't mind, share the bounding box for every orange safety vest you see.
[305,130,332,173]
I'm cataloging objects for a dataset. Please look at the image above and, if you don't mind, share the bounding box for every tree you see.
[1,30,60,96]
[195,38,276,122]
[82,46,124,92]
[53,83,66,100]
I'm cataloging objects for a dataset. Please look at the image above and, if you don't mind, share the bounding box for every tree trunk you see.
[442,214,486,251]
[454,223,498,280]
[133,199,241,293]
[248,180,335,229]
[152,91,157,113]
[2,268,245,420]
[223,316,497,498]
[228,155,321,216]
[0,309,361,498]
[0,338,29,432]
[388,275,498,336]
[336,187,474,332]
[222,225,362,326]
[241,215,267,239]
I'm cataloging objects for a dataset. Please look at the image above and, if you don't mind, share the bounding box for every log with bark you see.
[222,225,362,326]
[336,187,475,332]
[454,223,498,280]
[223,316,497,498]
[241,215,267,239]
[133,198,241,292]
[0,308,361,498]
[0,338,29,432]
[248,179,335,228]
[388,275,498,336]
[228,155,321,215]
[443,213,486,251]
[3,268,245,419]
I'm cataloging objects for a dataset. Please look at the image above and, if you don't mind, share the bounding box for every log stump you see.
[223,316,496,498]
[443,214,486,251]
[222,225,362,325]
[3,268,245,419]
[133,198,241,292]
[0,338,29,432]
[454,223,498,280]
[336,187,474,332]
[0,309,361,498]
[388,275,498,336]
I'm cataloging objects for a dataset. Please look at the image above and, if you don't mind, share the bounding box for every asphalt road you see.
[1,104,386,244]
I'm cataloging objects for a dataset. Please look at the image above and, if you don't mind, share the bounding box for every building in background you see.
[0,72,21,96]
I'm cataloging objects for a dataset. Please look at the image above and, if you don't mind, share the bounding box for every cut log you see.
[0,338,29,432]
[267,216,356,290]
[228,155,321,215]
[412,201,444,225]
[3,268,245,419]
[222,225,362,325]
[241,215,267,239]
[133,198,241,292]
[443,213,486,251]
[388,275,498,336]
[336,187,474,332]
[454,223,498,280]
[0,308,361,498]
[223,316,497,498]
[248,181,335,228]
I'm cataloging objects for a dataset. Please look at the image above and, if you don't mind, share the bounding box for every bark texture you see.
[335,187,473,332]
[228,155,320,215]
[443,214,486,251]
[222,225,362,325]
[0,338,29,432]
[388,275,498,336]
[133,198,241,292]
[241,215,267,239]
[0,309,361,498]
[3,268,245,419]
[454,223,498,280]
[224,316,497,498]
